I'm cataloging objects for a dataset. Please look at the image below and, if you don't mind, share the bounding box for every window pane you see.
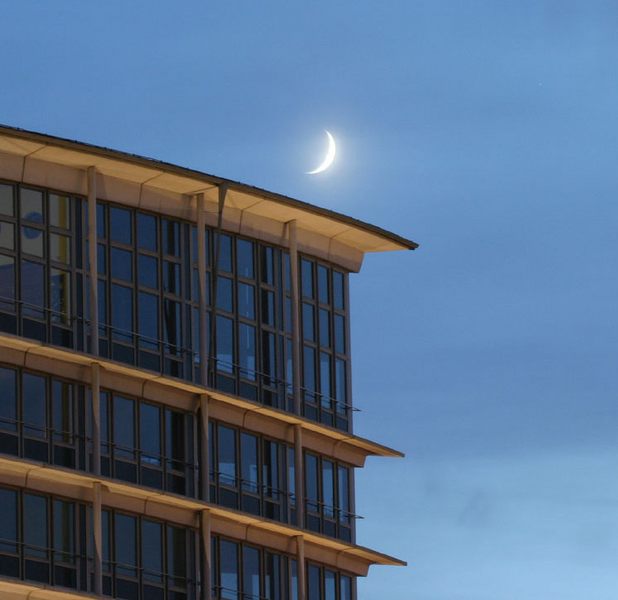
[111,248,133,282]
[324,570,336,600]
[320,353,331,408]
[305,454,318,505]
[217,234,232,273]
[114,513,137,575]
[260,246,274,285]
[335,360,347,415]
[24,494,48,558]
[218,426,237,487]
[318,266,329,304]
[239,324,256,381]
[237,239,254,279]
[23,372,47,437]
[111,284,133,340]
[166,409,186,472]
[52,380,73,443]
[0,488,17,553]
[261,332,276,387]
[142,520,163,582]
[138,292,159,349]
[338,466,350,521]
[163,261,181,295]
[21,226,44,257]
[167,525,187,582]
[319,309,330,348]
[301,259,313,299]
[140,404,161,465]
[264,553,281,600]
[261,289,274,326]
[50,233,71,264]
[216,316,234,374]
[303,347,316,401]
[22,260,45,317]
[49,194,70,229]
[241,433,258,493]
[138,255,158,289]
[21,188,44,223]
[216,277,233,312]
[262,440,279,497]
[96,204,105,240]
[334,315,345,354]
[340,576,352,600]
[333,272,344,310]
[162,220,181,256]
[0,184,14,216]
[53,500,75,563]
[0,222,14,251]
[50,268,71,325]
[109,207,132,245]
[0,255,16,311]
[137,213,157,251]
[163,299,181,355]
[307,564,320,600]
[114,396,135,459]
[0,367,17,431]
[238,283,255,320]
[323,460,335,518]
[302,303,314,342]
[243,546,260,600]
[220,539,238,599]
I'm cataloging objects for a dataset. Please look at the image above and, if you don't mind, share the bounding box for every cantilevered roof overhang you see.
[0,124,417,271]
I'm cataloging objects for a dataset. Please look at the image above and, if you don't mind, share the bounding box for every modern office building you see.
[0,125,417,600]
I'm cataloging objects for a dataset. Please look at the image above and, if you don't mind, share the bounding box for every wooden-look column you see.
[92,481,103,597]
[200,509,212,600]
[199,393,210,501]
[296,535,307,600]
[91,362,101,476]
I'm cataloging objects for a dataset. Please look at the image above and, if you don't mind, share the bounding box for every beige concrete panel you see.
[141,379,195,412]
[23,351,90,384]
[244,528,291,554]
[147,172,211,195]
[0,137,44,156]
[97,173,141,207]
[142,500,195,527]
[0,461,28,488]
[211,517,249,540]
[327,238,364,273]
[0,151,25,181]
[209,400,246,428]
[99,370,145,399]
[237,210,288,247]
[22,157,87,196]
[0,579,98,600]
[140,186,196,222]
[0,344,27,368]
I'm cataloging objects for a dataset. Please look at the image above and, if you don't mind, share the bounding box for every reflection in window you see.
[109,207,132,245]
[220,539,238,600]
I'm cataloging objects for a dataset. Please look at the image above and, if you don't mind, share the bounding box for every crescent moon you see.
[307,130,336,175]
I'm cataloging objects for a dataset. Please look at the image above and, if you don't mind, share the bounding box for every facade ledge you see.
[0,579,98,600]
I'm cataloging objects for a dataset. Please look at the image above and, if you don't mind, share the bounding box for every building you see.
[0,124,417,600]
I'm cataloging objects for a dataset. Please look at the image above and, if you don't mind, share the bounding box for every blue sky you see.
[2,1,618,598]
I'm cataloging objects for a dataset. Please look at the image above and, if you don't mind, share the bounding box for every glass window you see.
[260,246,274,285]
[261,332,276,386]
[21,226,44,257]
[163,261,181,295]
[0,222,14,250]
[22,260,45,318]
[303,347,316,400]
[111,248,133,281]
[216,316,234,374]
[340,576,352,600]
[24,493,48,558]
[162,220,181,257]
[220,539,238,599]
[52,379,73,443]
[320,353,331,408]
[325,570,336,600]
[20,188,44,223]
[216,277,233,312]
[263,440,279,498]
[97,243,106,274]
[49,194,70,229]
[264,552,281,600]
[142,520,163,583]
[23,373,47,438]
[307,564,320,600]
[138,255,158,289]
[237,239,254,279]
[218,426,237,487]
[0,367,17,431]
[166,409,186,472]
[238,283,255,320]
[138,292,159,349]
[217,234,232,273]
[0,183,14,216]
[163,299,182,355]
[243,546,260,600]
[53,499,74,563]
[241,433,259,494]
[334,316,345,354]
[109,207,132,245]
[50,233,71,264]
[305,454,319,509]
[335,360,346,414]
[0,487,17,553]
[323,460,335,518]
[167,525,187,584]
[239,323,256,381]
[318,266,329,304]
[261,289,275,326]
[319,310,330,347]
[111,284,133,340]
[290,559,298,600]
[114,396,135,459]
[96,204,105,240]
[338,466,350,521]
[50,268,71,325]
[303,303,314,341]
[0,255,16,311]
[140,404,161,466]
[137,213,157,252]
[301,260,313,299]
[115,513,137,576]
[333,272,344,310]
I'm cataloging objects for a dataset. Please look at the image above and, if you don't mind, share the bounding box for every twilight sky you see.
[2,1,618,598]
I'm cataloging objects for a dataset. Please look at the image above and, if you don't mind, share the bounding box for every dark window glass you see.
[0,222,14,250]
[167,525,187,583]
[307,564,320,600]
[318,266,329,304]
[237,239,254,279]
[290,559,298,600]
[303,347,316,399]
[216,316,234,374]
[138,254,158,289]
[140,404,161,466]
[305,455,319,508]
[216,276,233,313]
[22,260,45,318]
[139,292,159,349]
[137,213,158,251]
[50,233,71,264]
[163,299,181,355]
[0,367,17,431]
[21,226,44,257]
[114,396,135,459]
[303,303,314,341]
[220,540,238,599]
[338,466,350,522]
[20,188,44,223]
[111,248,133,282]
[23,373,47,438]
[264,553,281,600]
[24,494,48,558]
[0,487,17,553]
[166,409,186,471]
[261,290,274,326]
[239,324,256,381]
[52,380,73,443]
[114,513,137,576]
[217,234,232,273]
[262,440,279,498]
[96,204,105,239]
[162,220,181,257]
[333,272,344,310]
[50,268,71,325]
[238,283,255,320]
[261,247,274,285]
[323,460,335,518]
[335,360,346,414]
[243,546,260,599]
[325,570,336,600]
[241,433,259,494]
[111,284,133,340]
[261,332,276,386]
[218,426,236,487]
[97,243,106,274]
[320,353,331,408]
[0,255,16,311]
[109,207,132,245]
[334,316,345,354]
[49,194,70,229]
[301,260,313,299]
[340,576,352,600]
[53,499,74,563]
[142,520,163,582]
[319,310,330,347]
[163,261,181,295]
[0,184,14,216]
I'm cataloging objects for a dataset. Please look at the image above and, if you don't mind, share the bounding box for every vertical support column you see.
[287,220,302,416]
[87,166,99,356]
[91,362,101,476]
[196,193,209,386]
[199,394,210,501]
[200,509,212,600]
[294,424,304,529]
[92,482,103,597]
[296,535,306,600]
